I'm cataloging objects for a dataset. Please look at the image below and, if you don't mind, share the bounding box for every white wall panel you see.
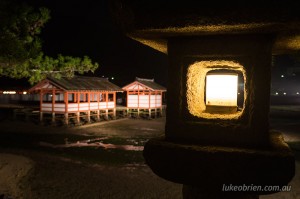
[68,107,79,112]
[42,101,116,112]
[42,103,52,108]
[79,103,89,111]
[41,107,52,112]
[107,102,115,108]
[90,102,99,110]
[128,103,138,108]
[68,103,78,108]
[54,107,65,112]
[99,102,107,109]
[55,104,65,108]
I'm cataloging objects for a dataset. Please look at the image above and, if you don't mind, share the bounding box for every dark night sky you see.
[3,0,300,91]
[23,0,168,87]
[26,0,299,89]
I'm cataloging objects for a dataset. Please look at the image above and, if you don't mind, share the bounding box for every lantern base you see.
[143,131,295,196]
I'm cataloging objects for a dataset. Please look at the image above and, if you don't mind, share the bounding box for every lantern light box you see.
[205,72,238,113]
[206,73,238,106]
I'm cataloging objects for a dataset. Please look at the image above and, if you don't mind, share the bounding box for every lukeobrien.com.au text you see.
[222,184,292,192]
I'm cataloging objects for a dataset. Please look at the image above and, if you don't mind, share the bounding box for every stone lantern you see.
[110,1,299,198]
[144,34,295,199]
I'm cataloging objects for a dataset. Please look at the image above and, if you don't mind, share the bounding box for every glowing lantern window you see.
[206,73,238,107]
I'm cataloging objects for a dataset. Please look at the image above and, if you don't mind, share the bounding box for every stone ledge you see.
[143,131,295,194]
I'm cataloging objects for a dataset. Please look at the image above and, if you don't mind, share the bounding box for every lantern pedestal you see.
[143,131,295,198]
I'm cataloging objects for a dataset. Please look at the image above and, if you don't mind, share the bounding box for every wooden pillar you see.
[87,111,90,123]
[39,112,43,123]
[138,85,140,118]
[64,92,69,125]
[155,92,158,118]
[76,112,80,124]
[52,112,55,124]
[105,92,108,120]
[105,109,109,120]
[126,91,128,107]
[87,92,91,123]
[97,92,100,121]
[113,92,116,119]
[106,92,108,106]
[97,110,100,121]
[51,89,55,124]
[40,90,43,122]
[77,92,80,124]
[160,91,163,117]
[154,91,157,116]
[149,91,151,119]
[126,91,129,117]
[64,113,68,125]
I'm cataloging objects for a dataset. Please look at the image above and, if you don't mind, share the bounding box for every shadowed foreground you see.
[0,110,299,199]
[0,118,182,199]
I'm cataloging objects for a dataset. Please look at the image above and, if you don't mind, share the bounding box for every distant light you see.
[3,91,16,94]
[281,75,284,78]
[111,77,114,80]
[275,92,279,95]
[283,92,287,95]
[102,75,104,77]
[23,91,27,95]
[297,92,299,95]
[238,92,240,95]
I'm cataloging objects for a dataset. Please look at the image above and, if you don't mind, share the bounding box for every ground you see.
[0,106,299,199]
[0,117,182,199]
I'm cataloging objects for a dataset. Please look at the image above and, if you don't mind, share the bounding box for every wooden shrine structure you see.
[29,76,123,125]
[122,77,166,118]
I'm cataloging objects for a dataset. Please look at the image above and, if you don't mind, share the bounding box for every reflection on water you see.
[38,137,144,151]
[132,127,158,131]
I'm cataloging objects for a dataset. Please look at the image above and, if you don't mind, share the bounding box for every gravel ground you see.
[20,150,182,199]
[0,117,182,199]
[0,109,299,199]
[0,153,33,199]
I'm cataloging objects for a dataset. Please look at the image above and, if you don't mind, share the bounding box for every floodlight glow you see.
[3,91,16,94]
[206,73,238,106]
